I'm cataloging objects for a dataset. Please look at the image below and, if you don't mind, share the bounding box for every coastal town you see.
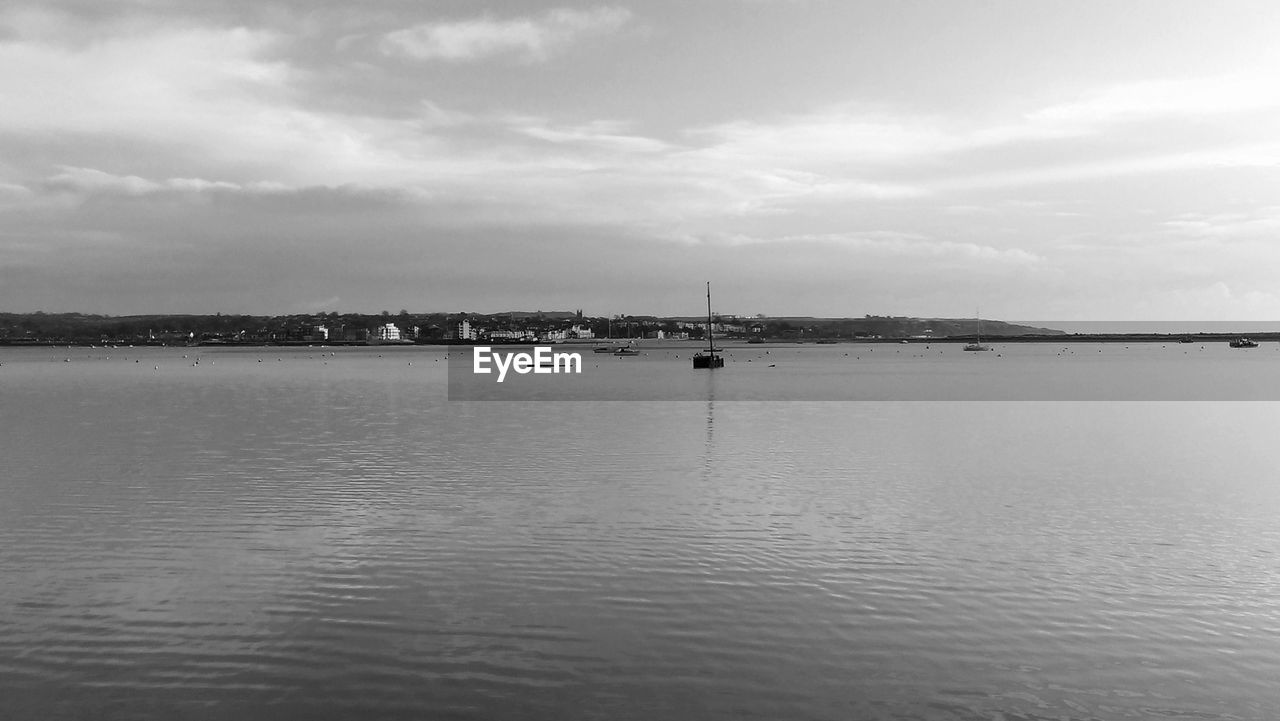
[0,310,1063,346]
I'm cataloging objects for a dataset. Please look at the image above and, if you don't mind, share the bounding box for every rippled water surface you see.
[4,345,1280,720]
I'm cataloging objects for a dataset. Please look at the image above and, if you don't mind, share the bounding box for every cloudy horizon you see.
[3,1,1279,320]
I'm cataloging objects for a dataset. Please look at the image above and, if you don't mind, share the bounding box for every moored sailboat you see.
[963,311,992,351]
[594,318,616,352]
[693,282,725,369]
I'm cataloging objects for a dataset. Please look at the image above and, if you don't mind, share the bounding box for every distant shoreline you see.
[2,333,1274,348]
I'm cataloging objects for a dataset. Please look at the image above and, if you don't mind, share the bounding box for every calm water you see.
[3,345,1280,720]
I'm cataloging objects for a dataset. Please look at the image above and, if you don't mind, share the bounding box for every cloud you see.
[43,167,164,195]
[1025,75,1280,126]
[40,167,282,198]
[688,110,952,168]
[0,24,314,174]
[1159,207,1280,241]
[930,142,1280,192]
[682,230,1042,264]
[682,72,1280,195]
[4,10,1271,239]
[518,119,671,154]
[379,7,632,63]
[3,3,1278,318]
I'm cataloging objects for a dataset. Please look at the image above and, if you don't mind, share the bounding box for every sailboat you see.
[594,318,613,352]
[963,311,992,351]
[612,317,640,355]
[693,282,725,369]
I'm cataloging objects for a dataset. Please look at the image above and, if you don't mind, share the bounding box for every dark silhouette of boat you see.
[1229,338,1259,348]
[693,282,724,369]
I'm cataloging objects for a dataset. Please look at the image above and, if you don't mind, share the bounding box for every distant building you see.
[376,323,401,341]
[312,325,329,340]
[446,320,476,341]
[489,329,532,342]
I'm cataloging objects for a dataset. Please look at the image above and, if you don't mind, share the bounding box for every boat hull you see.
[692,353,724,368]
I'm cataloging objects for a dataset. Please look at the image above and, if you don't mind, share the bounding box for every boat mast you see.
[706,282,715,354]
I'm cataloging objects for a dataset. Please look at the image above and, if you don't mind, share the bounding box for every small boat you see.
[1229,338,1258,348]
[963,311,991,351]
[595,318,618,352]
[613,346,640,356]
[693,282,725,369]
[692,350,723,368]
[1177,336,1195,343]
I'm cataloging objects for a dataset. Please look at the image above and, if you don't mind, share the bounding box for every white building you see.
[376,323,401,341]
[454,320,475,341]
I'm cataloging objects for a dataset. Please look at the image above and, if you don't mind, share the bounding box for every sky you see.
[2,1,1279,320]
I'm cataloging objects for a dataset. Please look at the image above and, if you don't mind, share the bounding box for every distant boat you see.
[963,311,992,351]
[613,346,640,356]
[1229,338,1258,348]
[1178,336,1195,343]
[693,282,725,369]
[595,318,616,351]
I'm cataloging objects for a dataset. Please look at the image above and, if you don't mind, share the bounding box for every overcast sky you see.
[2,1,1279,319]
